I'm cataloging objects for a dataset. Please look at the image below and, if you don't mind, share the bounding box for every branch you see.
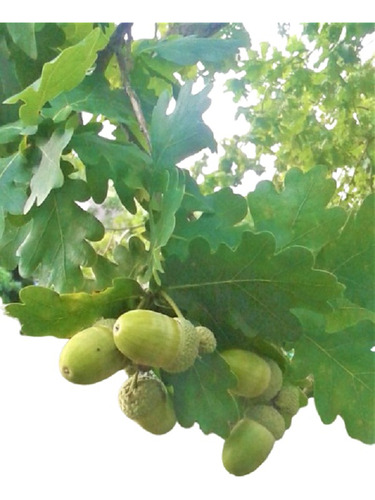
[96,23,133,73]
[114,27,151,152]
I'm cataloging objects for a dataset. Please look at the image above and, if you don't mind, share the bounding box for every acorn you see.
[113,310,199,373]
[59,320,130,385]
[118,372,177,435]
[253,358,283,403]
[222,418,275,476]
[220,348,271,398]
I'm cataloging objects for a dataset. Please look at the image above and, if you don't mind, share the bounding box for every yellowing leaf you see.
[5,28,108,125]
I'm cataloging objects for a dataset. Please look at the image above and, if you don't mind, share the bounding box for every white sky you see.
[1,13,374,500]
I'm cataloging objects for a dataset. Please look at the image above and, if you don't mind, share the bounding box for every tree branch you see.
[96,23,151,152]
[116,48,151,152]
[96,23,133,73]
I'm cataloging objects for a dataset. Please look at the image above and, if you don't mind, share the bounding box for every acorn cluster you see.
[58,309,216,435]
[220,348,308,476]
[58,309,307,475]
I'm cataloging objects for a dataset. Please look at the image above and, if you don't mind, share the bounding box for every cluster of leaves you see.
[195,23,375,205]
[1,23,374,447]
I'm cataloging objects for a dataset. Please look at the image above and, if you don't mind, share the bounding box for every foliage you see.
[0,22,374,471]
[195,23,374,205]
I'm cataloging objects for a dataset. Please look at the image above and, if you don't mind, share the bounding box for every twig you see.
[96,23,133,73]
[160,290,184,319]
[96,23,151,152]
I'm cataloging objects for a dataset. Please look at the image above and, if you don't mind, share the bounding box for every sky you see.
[1,15,374,500]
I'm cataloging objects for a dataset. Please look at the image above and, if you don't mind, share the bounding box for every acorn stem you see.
[136,296,148,310]
[130,370,139,390]
[160,291,184,319]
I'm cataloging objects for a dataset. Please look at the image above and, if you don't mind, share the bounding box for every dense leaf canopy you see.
[0,22,374,448]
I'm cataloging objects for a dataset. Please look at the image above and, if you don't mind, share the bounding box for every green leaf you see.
[150,167,185,247]
[6,278,144,338]
[150,81,217,168]
[325,298,375,333]
[88,240,149,290]
[0,35,22,125]
[163,352,239,438]
[0,120,37,144]
[113,237,148,281]
[59,23,98,45]
[6,23,37,59]
[179,169,213,213]
[46,73,134,125]
[167,187,248,259]
[134,44,182,86]
[5,28,108,125]
[152,36,242,66]
[18,179,104,292]
[147,167,185,283]
[0,152,30,221]
[0,216,31,269]
[162,232,344,345]
[89,254,122,291]
[71,130,150,212]
[247,166,347,252]
[317,193,375,311]
[292,313,375,444]
[24,128,74,213]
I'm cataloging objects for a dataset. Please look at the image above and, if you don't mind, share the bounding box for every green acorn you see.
[59,321,130,385]
[222,418,275,476]
[259,358,283,401]
[220,348,271,398]
[113,310,199,373]
[118,372,176,435]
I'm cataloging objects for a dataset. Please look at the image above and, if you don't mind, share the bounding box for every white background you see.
[1,12,374,499]
[1,308,374,499]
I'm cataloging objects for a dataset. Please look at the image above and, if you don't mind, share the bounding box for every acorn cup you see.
[274,383,307,428]
[59,320,130,385]
[113,310,200,373]
[118,372,177,435]
[274,383,301,417]
[245,403,286,440]
[195,326,217,354]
